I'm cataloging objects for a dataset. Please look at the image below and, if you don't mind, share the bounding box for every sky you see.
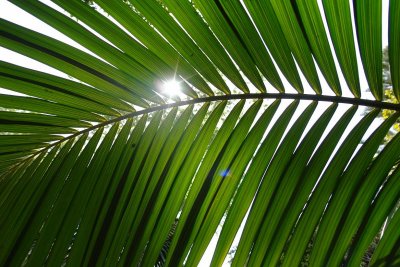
[0,0,391,265]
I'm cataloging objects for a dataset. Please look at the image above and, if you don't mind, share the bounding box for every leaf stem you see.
[19,93,400,162]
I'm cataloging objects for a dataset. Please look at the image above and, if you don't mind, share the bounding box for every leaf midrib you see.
[17,92,400,165]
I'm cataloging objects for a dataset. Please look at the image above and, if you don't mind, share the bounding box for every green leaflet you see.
[0,76,120,116]
[75,117,146,266]
[0,134,62,146]
[185,100,263,266]
[153,0,249,93]
[219,1,283,92]
[2,136,83,266]
[100,112,167,266]
[0,94,104,123]
[309,111,397,266]
[167,100,245,266]
[389,0,400,100]
[354,0,383,100]
[234,101,316,266]
[92,0,214,96]
[141,101,227,267]
[122,104,196,265]
[201,99,279,267]
[0,61,133,113]
[270,0,321,94]
[9,0,197,99]
[370,190,400,266]
[348,165,400,266]
[246,103,338,266]
[0,18,152,107]
[45,121,131,267]
[322,0,361,97]
[0,152,48,230]
[212,100,297,267]
[265,105,356,266]
[138,103,211,266]
[327,113,400,266]
[243,0,303,93]
[192,0,266,92]
[124,0,230,94]
[23,127,105,267]
[89,115,150,266]
[294,0,341,95]
[281,108,378,267]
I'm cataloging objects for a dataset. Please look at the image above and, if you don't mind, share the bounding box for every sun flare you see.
[162,79,181,96]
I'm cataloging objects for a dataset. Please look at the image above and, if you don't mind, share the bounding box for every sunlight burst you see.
[162,79,181,96]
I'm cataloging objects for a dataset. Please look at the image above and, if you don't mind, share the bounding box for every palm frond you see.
[1,0,400,266]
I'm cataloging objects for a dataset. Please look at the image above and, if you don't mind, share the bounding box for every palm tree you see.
[1,0,400,266]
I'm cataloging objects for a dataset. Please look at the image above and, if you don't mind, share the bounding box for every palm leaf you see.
[1,0,400,266]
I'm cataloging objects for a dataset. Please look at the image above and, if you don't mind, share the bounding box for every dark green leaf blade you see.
[322,0,361,97]
[389,0,400,100]
[354,0,383,100]
[269,0,322,94]
[294,0,342,95]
